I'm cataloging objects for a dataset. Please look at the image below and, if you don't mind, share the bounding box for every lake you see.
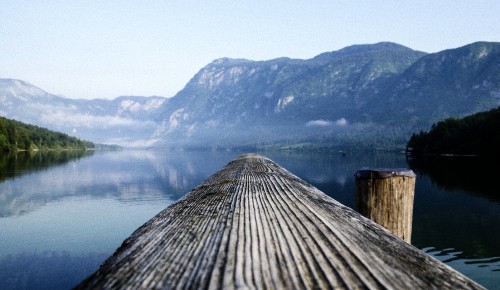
[0,150,499,289]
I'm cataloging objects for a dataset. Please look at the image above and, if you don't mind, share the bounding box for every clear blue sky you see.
[1,0,498,99]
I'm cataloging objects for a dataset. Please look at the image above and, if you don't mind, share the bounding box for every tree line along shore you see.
[407,106,500,157]
[0,116,94,152]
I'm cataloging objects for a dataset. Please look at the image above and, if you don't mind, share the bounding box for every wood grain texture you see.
[76,153,484,290]
[355,168,415,243]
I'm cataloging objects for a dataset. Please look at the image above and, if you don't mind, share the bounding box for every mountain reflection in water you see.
[0,150,94,216]
[0,150,92,183]
[0,150,498,289]
[408,155,500,204]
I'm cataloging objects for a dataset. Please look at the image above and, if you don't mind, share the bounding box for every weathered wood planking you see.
[76,153,483,289]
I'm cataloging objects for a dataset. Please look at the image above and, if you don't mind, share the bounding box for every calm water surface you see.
[0,150,498,289]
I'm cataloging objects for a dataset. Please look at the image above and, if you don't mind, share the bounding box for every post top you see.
[355,167,416,179]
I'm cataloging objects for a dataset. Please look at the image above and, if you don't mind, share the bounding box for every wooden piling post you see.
[76,155,482,289]
[355,168,416,243]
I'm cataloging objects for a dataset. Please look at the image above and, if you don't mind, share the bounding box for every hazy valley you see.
[1,41,499,150]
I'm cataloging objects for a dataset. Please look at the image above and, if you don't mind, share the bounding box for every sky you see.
[1,0,498,100]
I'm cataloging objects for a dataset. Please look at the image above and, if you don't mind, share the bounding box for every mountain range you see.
[1,41,499,149]
[0,79,167,147]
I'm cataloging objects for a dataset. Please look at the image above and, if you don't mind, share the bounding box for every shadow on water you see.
[408,155,500,261]
[0,150,93,183]
[0,251,108,290]
[267,151,500,288]
[407,155,500,204]
[407,155,500,288]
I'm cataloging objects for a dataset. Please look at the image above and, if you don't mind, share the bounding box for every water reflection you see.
[265,150,409,208]
[422,247,500,287]
[0,150,242,289]
[0,151,94,216]
[422,247,500,268]
[0,150,92,183]
[408,156,500,261]
[266,151,500,288]
[0,150,499,289]
[408,156,500,204]
[406,156,500,288]
[0,150,240,217]
[0,251,108,290]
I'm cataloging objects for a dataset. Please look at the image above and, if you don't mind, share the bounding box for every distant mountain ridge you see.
[0,79,168,147]
[1,41,499,149]
[369,41,500,124]
[155,41,500,149]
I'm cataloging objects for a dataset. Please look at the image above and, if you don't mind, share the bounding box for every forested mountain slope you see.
[407,106,500,156]
[0,116,93,151]
[154,41,500,150]
[1,42,499,150]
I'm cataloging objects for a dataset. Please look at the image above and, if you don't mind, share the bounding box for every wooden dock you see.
[76,153,483,289]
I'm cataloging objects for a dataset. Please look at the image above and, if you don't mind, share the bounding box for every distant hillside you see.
[2,41,499,150]
[370,41,500,126]
[154,41,500,150]
[154,42,428,149]
[407,106,500,156]
[0,79,168,147]
[0,116,94,151]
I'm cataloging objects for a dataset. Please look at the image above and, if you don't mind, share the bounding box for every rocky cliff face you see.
[153,42,500,149]
[154,42,432,148]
